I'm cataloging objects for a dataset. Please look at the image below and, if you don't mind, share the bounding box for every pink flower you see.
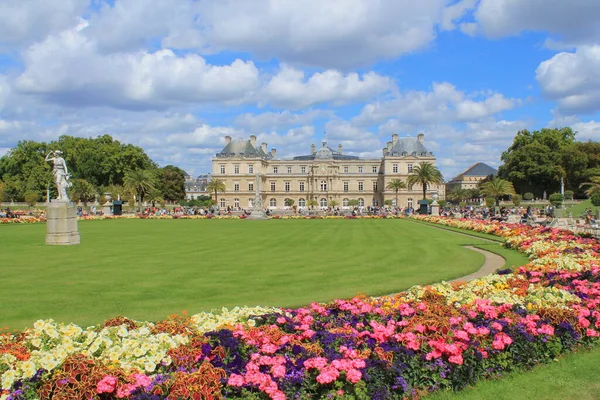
[271,364,286,378]
[228,374,245,387]
[304,357,328,369]
[586,329,600,337]
[276,317,286,324]
[448,354,464,365]
[538,324,555,336]
[491,322,503,331]
[454,330,469,341]
[96,375,117,394]
[316,366,340,384]
[346,368,362,383]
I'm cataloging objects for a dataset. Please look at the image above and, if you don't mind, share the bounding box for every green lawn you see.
[429,345,600,400]
[0,219,514,330]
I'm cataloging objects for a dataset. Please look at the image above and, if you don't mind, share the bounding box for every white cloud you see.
[14,26,260,110]
[234,110,333,132]
[441,0,477,31]
[262,66,394,109]
[472,0,600,46]
[353,82,518,126]
[536,46,600,114]
[0,0,88,49]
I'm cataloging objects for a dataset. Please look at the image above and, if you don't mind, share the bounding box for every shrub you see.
[592,192,600,207]
[24,191,39,207]
[564,190,574,200]
[437,200,447,207]
[523,192,534,201]
[548,192,564,208]
[384,199,393,206]
[512,194,522,206]
[485,197,496,207]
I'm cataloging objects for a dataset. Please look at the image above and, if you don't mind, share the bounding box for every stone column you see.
[46,201,80,245]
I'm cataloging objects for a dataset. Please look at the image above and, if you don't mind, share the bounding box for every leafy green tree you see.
[564,190,574,200]
[123,169,157,211]
[160,165,186,202]
[407,162,443,200]
[448,187,468,204]
[386,179,407,207]
[69,179,97,207]
[329,199,339,208]
[498,128,576,196]
[348,199,359,207]
[384,199,393,206]
[580,176,600,197]
[511,194,522,206]
[480,177,515,206]
[523,192,534,201]
[147,189,165,208]
[592,192,600,207]
[437,200,447,207]
[284,198,295,207]
[24,191,39,207]
[548,193,563,208]
[206,179,226,206]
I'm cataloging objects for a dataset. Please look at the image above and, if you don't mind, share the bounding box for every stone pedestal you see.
[102,201,113,216]
[247,209,268,220]
[430,200,440,216]
[46,201,80,245]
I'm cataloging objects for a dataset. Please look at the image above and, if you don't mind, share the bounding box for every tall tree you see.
[69,179,98,207]
[386,179,407,207]
[448,187,468,204]
[407,162,443,200]
[123,169,157,211]
[580,176,600,197]
[480,177,515,206]
[160,165,186,202]
[206,178,226,206]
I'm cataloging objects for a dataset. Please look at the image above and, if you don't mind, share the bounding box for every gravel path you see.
[451,245,505,283]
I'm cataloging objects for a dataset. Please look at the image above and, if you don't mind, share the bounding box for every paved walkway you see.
[451,245,505,283]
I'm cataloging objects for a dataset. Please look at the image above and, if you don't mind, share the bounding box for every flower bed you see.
[1,217,599,399]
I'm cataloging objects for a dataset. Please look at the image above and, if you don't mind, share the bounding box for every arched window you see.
[234,198,239,208]
[320,198,328,208]
[407,198,413,208]
[343,198,349,207]
[320,180,327,191]
[358,198,364,207]
[270,198,277,208]
[298,198,306,208]
[248,198,253,208]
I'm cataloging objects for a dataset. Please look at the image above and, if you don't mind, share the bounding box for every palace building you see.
[446,162,498,192]
[211,133,445,210]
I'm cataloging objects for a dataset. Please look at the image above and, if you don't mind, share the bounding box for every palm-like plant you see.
[448,187,468,204]
[123,169,157,211]
[69,179,97,208]
[206,178,226,206]
[480,177,515,206]
[386,179,407,207]
[407,162,443,200]
[580,176,600,197]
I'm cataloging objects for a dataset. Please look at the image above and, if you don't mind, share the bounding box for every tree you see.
[206,179,226,206]
[160,165,186,202]
[466,188,481,202]
[123,169,157,212]
[480,177,515,206]
[406,162,443,200]
[386,179,407,207]
[592,192,600,207]
[512,194,522,206]
[384,199,393,206]
[348,199,359,207]
[329,199,339,208]
[548,193,563,208]
[147,189,165,208]
[448,187,468,204]
[284,198,295,207]
[24,191,39,207]
[69,179,97,207]
[580,176,600,197]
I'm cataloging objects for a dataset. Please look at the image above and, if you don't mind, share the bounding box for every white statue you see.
[45,150,72,201]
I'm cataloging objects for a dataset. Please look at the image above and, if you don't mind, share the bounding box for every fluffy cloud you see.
[353,82,518,126]
[262,66,394,109]
[14,26,260,110]
[536,46,600,114]
[0,0,88,49]
[470,0,600,46]
[235,110,333,132]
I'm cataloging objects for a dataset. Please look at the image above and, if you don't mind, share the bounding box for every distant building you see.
[185,174,211,200]
[446,162,497,192]
[211,133,445,210]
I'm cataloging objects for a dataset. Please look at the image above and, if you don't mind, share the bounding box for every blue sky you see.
[0,0,599,180]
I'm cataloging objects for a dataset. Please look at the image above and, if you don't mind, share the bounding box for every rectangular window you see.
[234,164,240,174]
[248,183,254,191]
[343,182,349,192]
[248,165,254,174]
[301,166,306,174]
[344,166,349,173]
[273,166,278,174]
[358,166,363,173]
[408,163,413,173]
[285,182,290,192]
[234,183,239,192]
[320,181,327,191]
[220,165,225,174]
[393,164,398,173]
[372,166,378,173]
[358,182,364,192]
[287,166,292,174]
[372,182,377,192]
[299,181,305,192]
[270,182,276,191]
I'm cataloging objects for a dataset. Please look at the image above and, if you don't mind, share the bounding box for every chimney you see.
[392,134,398,146]
[383,147,388,156]
[249,135,256,147]
[271,148,277,158]
[311,144,316,154]
[417,133,424,143]
[224,135,232,144]
[261,142,268,153]
[338,144,343,154]
[387,141,393,151]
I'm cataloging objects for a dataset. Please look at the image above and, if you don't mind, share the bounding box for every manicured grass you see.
[0,219,511,330]
[557,199,599,218]
[429,345,600,400]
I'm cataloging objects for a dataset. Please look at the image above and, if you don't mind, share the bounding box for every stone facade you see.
[212,134,445,210]
[446,162,498,192]
[46,201,80,245]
